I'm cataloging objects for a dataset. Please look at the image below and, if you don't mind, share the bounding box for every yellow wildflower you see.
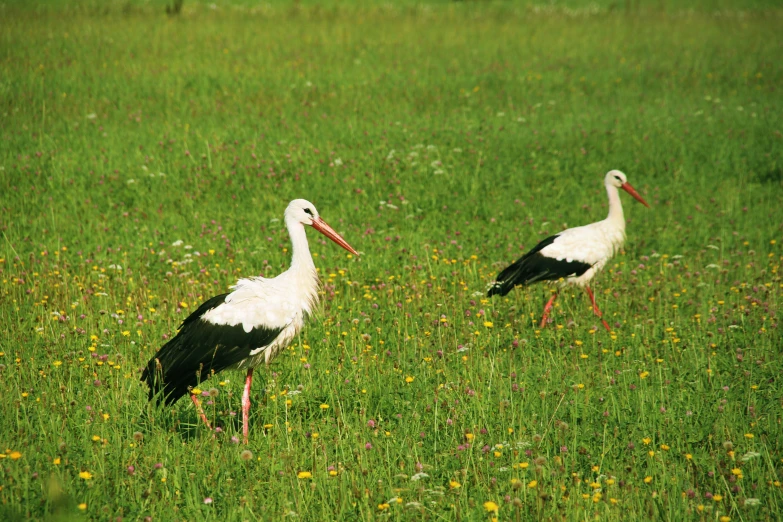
[483,501,499,513]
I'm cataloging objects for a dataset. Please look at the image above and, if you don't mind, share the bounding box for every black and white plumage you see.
[141,199,359,442]
[488,170,649,330]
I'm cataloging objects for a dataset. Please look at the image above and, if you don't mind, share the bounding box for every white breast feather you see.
[540,220,626,286]
[201,268,320,367]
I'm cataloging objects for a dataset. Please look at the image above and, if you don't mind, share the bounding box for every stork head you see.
[285,199,359,255]
[605,170,650,208]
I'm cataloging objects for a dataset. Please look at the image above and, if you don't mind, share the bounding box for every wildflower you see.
[483,501,499,513]
[484,321,493,328]
[405,376,414,383]
[744,433,754,439]
[713,494,723,502]
[450,480,461,489]
[660,444,670,451]
[240,450,253,461]
[642,437,651,445]
[519,462,529,469]
[53,457,60,465]
[320,404,329,410]
[528,480,537,488]
[77,503,87,510]
[365,442,372,450]
[378,503,390,511]
[685,453,693,460]
[9,451,22,460]
[639,371,649,379]
[79,471,93,480]
[297,471,312,479]
[643,476,652,484]
[203,497,213,504]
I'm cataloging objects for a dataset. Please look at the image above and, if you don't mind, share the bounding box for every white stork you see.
[488,170,649,331]
[141,199,358,443]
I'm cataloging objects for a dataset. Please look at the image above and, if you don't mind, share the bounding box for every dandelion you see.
[528,480,537,488]
[713,494,723,502]
[450,480,461,489]
[744,433,754,439]
[77,503,87,510]
[483,501,499,513]
[9,451,22,460]
[297,471,313,479]
[240,450,253,461]
[378,503,390,511]
[320,404,329,410]
[53,457,61,465]
[405,376,414,383]
[79,471,93,480]
[643,476,652,484]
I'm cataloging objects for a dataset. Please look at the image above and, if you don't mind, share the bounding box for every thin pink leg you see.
[584,285,611,332]
[191,394,212,430]
[242,368,254,444]
[539,292,558,328]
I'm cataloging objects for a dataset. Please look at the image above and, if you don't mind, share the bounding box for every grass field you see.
[1,0,782,520]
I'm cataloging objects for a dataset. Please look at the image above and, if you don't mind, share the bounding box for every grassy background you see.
[1,0,782,520]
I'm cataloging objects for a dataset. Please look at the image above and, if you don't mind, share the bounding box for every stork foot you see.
[538,292,558,328]
[584,286,612,332]
[190,394,212,430]
[242,368,254,445]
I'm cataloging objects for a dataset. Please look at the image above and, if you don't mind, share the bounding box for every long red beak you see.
[311,217,359,256]
[621,182,650,208]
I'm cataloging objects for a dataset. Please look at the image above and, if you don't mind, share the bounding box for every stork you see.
[141,199,358,443]
[488,170,649,331]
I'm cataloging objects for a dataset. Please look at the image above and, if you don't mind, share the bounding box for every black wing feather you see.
[487,234,592,297]
[140,293,283,405]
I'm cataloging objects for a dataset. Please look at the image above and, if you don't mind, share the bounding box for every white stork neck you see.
[605,183,625,227]
[286,217,315,273]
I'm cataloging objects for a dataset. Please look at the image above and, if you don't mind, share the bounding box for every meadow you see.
[1,0,782,520]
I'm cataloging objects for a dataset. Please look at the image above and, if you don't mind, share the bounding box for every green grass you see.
[1,1,782,520]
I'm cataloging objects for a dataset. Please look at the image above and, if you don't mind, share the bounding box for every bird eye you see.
[304,208,313,216]
[614,176,622,181]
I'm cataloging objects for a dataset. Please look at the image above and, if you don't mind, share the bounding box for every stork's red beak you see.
[621,182,650,208]
[312,217,359,256]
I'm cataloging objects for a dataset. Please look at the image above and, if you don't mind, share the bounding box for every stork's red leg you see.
[539,292,558,328]
[190,394,212,430]
[584,285,611,331]
[242,368,254,444]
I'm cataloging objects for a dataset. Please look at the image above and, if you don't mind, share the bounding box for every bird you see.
[141,199,359,443]
[488,170,649,331]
